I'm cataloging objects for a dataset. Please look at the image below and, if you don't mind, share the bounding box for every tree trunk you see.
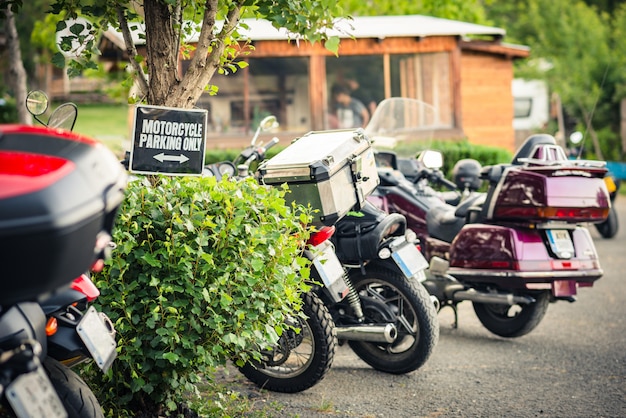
[4,7,30,124]
[619,99,626,156]
[143,0,179,106]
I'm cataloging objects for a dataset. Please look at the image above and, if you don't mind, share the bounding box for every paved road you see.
[225,199,626,417]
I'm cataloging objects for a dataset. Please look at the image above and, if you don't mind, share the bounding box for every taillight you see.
[307,226,336,247]
[494,206,609,222]
[538,206,608,221]
[71,274,100,302]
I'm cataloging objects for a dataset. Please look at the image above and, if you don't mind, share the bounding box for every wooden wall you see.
[460,51,516,152]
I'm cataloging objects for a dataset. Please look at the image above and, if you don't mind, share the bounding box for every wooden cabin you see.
[101,15,529,151]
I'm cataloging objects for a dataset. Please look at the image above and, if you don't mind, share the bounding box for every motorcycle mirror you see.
[48,102,78,131]
[569,131,584,145]
[251,115,279,145]
[259,115,279,131]
[418,150,443,169]
[26,90,49,116]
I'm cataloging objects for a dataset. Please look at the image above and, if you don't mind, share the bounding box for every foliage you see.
[342,0,493,24]
[486,0,626,161]
[389,139,513,177]
[87,175,313,416]
[44,0,347,108]
[0,96,17,123]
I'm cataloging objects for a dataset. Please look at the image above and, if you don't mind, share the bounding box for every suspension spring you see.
[344,275,364,321]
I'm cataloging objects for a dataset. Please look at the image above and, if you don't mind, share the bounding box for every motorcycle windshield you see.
[364,97,438,148]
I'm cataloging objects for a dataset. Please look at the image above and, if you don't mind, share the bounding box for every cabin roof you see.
[104,14,507,46]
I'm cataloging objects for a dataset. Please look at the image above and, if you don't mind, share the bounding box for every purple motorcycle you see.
[366,98,610,337]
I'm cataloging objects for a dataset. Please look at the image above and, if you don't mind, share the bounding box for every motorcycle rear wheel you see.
[472,290,550,338]
[238,291,336,393]
[30,357,103,418]
[346,266,439,374]
[595,205,619,239]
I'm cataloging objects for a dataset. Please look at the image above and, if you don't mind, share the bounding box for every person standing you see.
[331,84,370,129]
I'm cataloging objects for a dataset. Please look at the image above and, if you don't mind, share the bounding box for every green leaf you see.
[51,52,65,69]
[324,36,341,55]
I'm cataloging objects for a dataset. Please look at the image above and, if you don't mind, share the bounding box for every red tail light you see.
[307,226,336,246]
[494,206,609,222]
[538,206,608,221]
[71,274,100,302]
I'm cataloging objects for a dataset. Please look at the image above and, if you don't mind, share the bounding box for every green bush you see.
[388,139,513,178]
[88,175,312,417]
[0,97,18,123]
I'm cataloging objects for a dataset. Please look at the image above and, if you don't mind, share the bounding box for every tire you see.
[595,205,619,239]
[43,357,104,418]
[346,266,439,375]
[472,290,550,338]
[238,291,336,393]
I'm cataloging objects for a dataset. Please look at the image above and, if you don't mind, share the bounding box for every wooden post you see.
[309,55,326,130]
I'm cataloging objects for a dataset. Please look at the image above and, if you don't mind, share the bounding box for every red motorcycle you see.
[366,98,610,337]
[0,93,126,417]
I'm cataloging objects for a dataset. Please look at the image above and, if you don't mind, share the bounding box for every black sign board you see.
[130,105,208,175]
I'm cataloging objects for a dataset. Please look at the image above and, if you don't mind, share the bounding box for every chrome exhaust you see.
[452,289,535,305]
[335,323,397,343]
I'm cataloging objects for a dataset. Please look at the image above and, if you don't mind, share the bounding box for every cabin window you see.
[194,56,309,134]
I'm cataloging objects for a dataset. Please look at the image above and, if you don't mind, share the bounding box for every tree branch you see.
[116,5,149,98]
[169,0,245,108]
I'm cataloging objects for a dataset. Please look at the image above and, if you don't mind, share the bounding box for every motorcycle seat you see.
[426,204,467,243]
[454,193,486,218]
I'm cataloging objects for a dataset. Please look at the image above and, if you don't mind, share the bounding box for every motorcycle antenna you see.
[575,63,610,160]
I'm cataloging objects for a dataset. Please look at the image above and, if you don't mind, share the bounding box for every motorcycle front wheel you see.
[472,290,550,338]
[238,291,336,393]
[346,266,439,374]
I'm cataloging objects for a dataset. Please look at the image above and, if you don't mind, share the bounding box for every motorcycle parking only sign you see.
[130,105,208,175]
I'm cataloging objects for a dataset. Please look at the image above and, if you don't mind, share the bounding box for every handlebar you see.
[416,167,457,190]
[439,176,457,190]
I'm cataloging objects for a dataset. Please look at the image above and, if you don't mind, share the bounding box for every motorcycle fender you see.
[0,302,47,355]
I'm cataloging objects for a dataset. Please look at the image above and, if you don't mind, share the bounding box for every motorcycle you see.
[366,98,609,338]
[0,93,126,417]
[210,118,439,391]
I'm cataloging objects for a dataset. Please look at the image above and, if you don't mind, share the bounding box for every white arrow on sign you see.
[153,153,190,164]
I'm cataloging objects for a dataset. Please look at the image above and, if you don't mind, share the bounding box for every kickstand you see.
[440,303,459,329]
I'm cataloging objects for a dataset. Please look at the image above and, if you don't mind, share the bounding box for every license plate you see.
[391,241,429,279]
[76,306,117,373]
[546,229,575,258]
[6,365,68,418]
[311,242,348,303]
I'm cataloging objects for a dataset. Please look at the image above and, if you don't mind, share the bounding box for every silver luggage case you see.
[258,129,379,226]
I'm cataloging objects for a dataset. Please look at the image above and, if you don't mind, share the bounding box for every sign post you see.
[130,105,208,175]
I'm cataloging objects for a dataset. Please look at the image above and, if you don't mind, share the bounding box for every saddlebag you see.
[258,128,379,226]
[0,125,127,306]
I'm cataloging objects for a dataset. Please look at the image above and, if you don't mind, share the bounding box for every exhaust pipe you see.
[335,323,397,343]
[452,289,535,305]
